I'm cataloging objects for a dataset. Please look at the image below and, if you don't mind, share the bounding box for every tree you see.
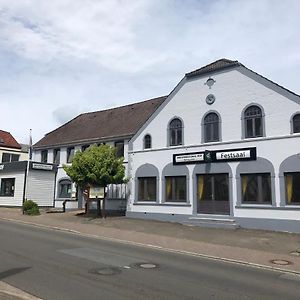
[63,144,126,217]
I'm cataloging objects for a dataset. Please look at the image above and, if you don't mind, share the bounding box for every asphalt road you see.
[0,220,299,300]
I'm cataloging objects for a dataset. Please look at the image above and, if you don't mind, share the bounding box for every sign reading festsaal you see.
[173,147,256,165]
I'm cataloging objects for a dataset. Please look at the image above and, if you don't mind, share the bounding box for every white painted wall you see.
[0,172,25,206]
[133,69,300,151]
[128,67,300,222]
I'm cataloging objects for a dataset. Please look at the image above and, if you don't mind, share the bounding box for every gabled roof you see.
[34,96,167,149]
[0,130,21,150]
[185,58,242,78]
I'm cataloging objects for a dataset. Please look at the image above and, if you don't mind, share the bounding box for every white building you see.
[0,161,57,207]
[126,59,300,232]
[33,97,166,211]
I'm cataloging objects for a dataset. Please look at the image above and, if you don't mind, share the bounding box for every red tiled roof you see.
[34,96,167,148]
[0,130,21,149]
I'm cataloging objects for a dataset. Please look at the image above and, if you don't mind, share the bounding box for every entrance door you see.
[197,174,230,215]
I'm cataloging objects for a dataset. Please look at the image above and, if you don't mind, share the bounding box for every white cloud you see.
[0,0,299,143]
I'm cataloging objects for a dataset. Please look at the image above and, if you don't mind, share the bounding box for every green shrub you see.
[23,200,40,216]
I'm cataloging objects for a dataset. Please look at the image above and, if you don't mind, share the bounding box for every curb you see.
[1,216,300,277]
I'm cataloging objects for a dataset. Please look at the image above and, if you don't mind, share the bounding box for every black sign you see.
[173,147,256,165]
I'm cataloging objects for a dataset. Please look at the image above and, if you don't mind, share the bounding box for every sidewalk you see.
[0,208,299,275]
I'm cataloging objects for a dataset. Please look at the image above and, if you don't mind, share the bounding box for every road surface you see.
[0,219,299,299]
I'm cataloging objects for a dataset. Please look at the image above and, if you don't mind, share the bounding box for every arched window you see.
[204,112,219,142]
[244,105,263,138]
[169,118,183,146]
[292,114,300,133]
[58,179,72,198]
[144,134,152,149]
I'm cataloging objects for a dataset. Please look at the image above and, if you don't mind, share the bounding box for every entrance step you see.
[183,216,240,229]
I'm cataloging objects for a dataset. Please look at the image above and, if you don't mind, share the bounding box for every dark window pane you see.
[169,119,183,146]
[293,114,300,133]
[241,174,271,203]
[2,153,10,163]
[138,177,156,201]
[53,149,60,164]
[214,174,229,201]
[115,141,124,158]
[204,113,219,142]
[177,129,182,145]
[144,135,152,149]
[0,178,15,196]
[165,176,186,202]
[202,175,213,201]
[59,180,72,198]
[67,147,75,163]
[41,150,48,163]
[166,177,173,201]
[213,122,219,141]
[11,154,19,162]
[255,118,262,137]
[245,119,253,138]
[244,106,263,138]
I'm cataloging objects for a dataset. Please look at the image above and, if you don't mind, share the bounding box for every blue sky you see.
[0,0,299,143]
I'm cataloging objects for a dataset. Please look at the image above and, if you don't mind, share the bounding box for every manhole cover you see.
[270,259,293,266]
[290,250,300,257]
[134,262,159,269]
[89,267,121,275]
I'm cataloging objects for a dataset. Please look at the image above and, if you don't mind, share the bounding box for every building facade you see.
[126,59,300,232]
[0,161,57,207]
[33,97,166,210]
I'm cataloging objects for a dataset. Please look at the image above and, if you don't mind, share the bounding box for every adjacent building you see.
[0,130,28,163]
[33,96,166,210]
[0,130,56,207]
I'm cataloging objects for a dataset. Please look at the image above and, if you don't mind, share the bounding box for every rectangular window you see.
[165,176,186,202]
[115,141,124,158]
[41,150,48,163]
[0,178,15,197]
[53,148,60,165]
[1,153,20,163]
[284,172,300,204]
[67,147,75,163]
[197,174,229,202]
[241,173,271,204]
[138,177,156,201]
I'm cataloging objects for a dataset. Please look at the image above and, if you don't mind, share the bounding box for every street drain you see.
[289,250,300,257]
[270,259,293,266]
[89,267,121,276]
[135,263,159,269]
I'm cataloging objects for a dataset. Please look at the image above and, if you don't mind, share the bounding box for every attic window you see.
[0,138,4,144]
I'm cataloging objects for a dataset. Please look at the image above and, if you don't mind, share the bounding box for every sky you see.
[1,0,300,144]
